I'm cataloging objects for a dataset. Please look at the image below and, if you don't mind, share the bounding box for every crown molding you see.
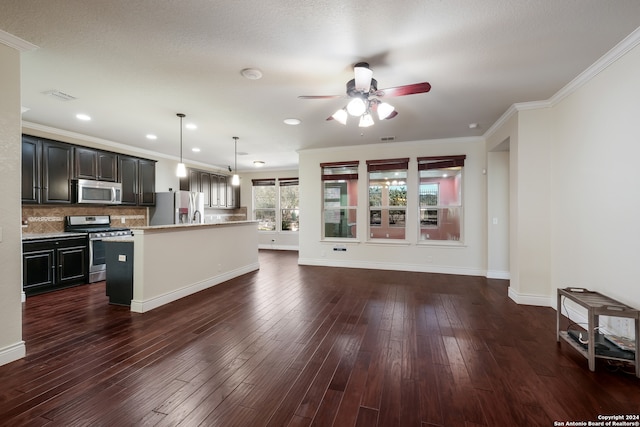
[484,25,640,141]
[0,29,38,52]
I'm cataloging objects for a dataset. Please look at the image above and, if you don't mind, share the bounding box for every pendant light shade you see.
[176,113,187,178]
[232,136,240,186]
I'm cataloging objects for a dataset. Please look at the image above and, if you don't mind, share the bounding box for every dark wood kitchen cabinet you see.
[74,147,118,181]
[119,155,156,206]
[22,135,74,204]
[23,236,88,295]
[179,168,239,208]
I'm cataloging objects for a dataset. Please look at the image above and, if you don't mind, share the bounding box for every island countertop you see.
[129,220,258,232]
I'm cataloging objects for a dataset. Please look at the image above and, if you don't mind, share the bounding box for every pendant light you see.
[231,136,240,186]
[176,113,187,177]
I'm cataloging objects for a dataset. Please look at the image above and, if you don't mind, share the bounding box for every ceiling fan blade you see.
[326,115,334,121]
[375,82,431,97]
[298,95,342,99]
[385,110,399,120]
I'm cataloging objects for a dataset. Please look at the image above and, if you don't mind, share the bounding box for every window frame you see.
[417,155,465,243]
[366,158,409,241]
[321,161,359,240]
[252,177,299,233]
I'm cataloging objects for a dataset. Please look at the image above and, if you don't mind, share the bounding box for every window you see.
[253,179,276,231]
[417,155,465,241]
[252,178,299,232]
[279,178,299,231]
[367,158,409,240]
[321,161,359,238]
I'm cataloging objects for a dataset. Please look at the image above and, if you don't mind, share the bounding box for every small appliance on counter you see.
[149,191,205,226]
[65,215,132,283]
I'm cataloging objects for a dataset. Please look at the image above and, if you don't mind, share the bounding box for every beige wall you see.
[0,43,25,365]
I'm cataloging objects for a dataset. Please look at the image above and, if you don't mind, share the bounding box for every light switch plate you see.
[118,254,126,262]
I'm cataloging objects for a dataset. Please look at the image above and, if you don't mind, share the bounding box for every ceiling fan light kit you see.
[377,102,395,120]
[359,113,374,128]
[346,98,367,116]
[331,108,348,125]
[300,62,431,128]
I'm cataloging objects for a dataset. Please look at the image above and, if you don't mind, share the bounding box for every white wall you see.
[487,149,510,279]
[240,169,300,250]
[0,42,26,366]
[485,36,640,324]
[550,41,640,312]
[298,137,487,275]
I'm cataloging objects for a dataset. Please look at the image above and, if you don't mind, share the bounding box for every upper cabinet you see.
[119,156,156,206]
[74,147,118,182]
[22,135,74,204]
[22,134,155,206]
[179,168,239,208]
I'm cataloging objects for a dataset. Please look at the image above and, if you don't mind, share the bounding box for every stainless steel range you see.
[65,215,132,283]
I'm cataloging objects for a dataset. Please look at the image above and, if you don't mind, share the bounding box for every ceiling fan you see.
[299,62,431,127]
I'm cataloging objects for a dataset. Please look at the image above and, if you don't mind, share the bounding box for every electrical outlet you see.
[121,217,126,223]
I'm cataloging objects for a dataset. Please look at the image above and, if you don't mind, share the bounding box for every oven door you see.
[88,237,107,282]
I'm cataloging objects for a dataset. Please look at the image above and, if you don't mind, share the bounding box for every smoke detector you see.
[241,68,263,80]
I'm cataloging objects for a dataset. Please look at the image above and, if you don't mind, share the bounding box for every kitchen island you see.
[125,221,259,313]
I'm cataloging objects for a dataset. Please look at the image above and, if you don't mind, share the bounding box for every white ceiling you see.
[2,1,640,172]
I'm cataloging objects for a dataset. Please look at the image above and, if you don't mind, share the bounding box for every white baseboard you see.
[130,262,260,313]
[297,257,485,277]
[0,341,26,367]
[486,270,510,280]
[258,244,299,251]
[507,286,554,307]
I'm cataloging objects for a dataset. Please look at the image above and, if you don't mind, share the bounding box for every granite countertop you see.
[22,231,87,241]
[130,220,258,232]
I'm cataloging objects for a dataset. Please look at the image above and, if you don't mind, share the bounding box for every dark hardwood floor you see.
[1,250,638,426]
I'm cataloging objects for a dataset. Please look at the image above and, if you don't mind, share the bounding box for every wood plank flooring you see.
[1,250,638,426]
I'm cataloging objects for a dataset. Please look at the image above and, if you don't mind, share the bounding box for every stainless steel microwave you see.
[76,179,122,204]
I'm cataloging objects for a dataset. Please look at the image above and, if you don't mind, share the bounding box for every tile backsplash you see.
[21,205,248,234]
[21,205,148,234]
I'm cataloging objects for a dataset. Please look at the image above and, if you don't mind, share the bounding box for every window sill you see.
[417,240,466,248]
[365,239,411,246]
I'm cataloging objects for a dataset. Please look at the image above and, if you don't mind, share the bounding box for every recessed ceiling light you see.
[186,123,197,130]
[253,160,265,167]
[468,123,479,129]
[146,134,157,140]
[241,68,263,80]
[76,113,91,121]
[192,147,201,152]
[284,118,301,125]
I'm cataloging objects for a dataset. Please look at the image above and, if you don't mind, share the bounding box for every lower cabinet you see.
[23,236,88,295]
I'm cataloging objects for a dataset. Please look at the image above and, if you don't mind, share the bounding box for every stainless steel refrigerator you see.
[149,191,205,225]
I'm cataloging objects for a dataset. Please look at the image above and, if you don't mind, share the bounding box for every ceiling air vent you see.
[42,89,77,101]
[380,136,395,142]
